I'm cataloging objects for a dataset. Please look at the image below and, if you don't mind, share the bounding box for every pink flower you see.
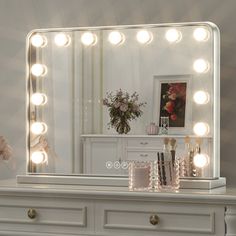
[170,114,177,121]
[120,104,128,112]
[114,102,121,108]
[164,101,174,114]
[168,93,177,100]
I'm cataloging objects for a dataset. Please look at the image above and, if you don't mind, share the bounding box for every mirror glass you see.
[27,22,220,179]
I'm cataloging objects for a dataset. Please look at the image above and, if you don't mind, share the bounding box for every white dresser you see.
[0,179,235,236]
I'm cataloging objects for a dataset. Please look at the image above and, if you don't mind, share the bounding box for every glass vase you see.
[115,120,130,134]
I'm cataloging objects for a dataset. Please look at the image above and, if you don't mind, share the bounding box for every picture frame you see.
[152,74,192,134]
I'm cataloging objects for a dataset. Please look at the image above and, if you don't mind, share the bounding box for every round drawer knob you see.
[149,214,159,225]
[27,208,37,219]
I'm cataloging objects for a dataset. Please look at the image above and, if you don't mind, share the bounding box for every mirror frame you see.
[20,21,222,188]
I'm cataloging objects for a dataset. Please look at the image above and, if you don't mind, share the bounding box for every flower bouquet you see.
[103,90,146,134]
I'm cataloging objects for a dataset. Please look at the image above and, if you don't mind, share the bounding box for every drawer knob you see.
[27,208,37,219]
[149,215,159,225]
[140,154,148,157]
[140,142,148,145]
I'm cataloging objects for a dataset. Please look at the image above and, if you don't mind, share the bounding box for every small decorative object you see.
[129,161,153,191]
[159,116,169,134]
[146,122,159,135]
[154,152,180,190]
[103,89,146,134]
[0,136,13,161]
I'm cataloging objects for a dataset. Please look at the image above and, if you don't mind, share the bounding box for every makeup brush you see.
[161,152,167,185]
[163,138,169,150]
[170,138,177,166]
[184,136,191,149]
[157,152,163,185]
[195,137,202,154]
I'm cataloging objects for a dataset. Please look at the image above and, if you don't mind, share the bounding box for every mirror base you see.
[17,175,226,190]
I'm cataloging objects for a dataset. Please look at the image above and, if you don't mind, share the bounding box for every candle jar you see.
[154,159,180,190]
[146,122,159,135]
[128,161,153,191]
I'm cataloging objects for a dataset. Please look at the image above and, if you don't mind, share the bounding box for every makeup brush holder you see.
[128,161,153,191]
[154,159,180,190]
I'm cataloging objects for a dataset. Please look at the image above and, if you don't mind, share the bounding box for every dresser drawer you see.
[95,201,225,236]
[126,150,157,161]
[127,138,162,148]
[0,196,94,235]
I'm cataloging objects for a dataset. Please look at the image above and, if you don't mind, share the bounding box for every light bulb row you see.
[31,27,210,48]
[30,58,209,79]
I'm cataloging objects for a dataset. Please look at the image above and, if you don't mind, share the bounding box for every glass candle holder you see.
[154,158,180,190]
[128,161,153,191]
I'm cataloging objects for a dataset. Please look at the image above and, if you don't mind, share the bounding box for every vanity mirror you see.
[19,22,225,188]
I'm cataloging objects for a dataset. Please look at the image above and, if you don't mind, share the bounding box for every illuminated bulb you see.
[31,64,47,77]
[108,31,124,45]
[165,29,182,43]
[193,153,209,168]
[31,151,48,164]
[193,122,209,136]
[54,33,71,47]
[193,91,209,105]
[136,30,153,44]
[31,122,48,135]
[30,34,47,47]
[81,32,97,46]
[31,93,47,106]
[193,59,209,73]
[193,27,209,42]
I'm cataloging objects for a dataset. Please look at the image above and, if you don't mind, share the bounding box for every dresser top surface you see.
[0,178,236,204]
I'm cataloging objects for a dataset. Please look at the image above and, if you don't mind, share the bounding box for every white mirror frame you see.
[18,21,223,189]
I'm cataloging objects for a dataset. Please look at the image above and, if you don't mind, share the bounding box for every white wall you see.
[0,0,235,185]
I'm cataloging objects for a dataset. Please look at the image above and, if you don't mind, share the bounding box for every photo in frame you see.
[152,75,192,134]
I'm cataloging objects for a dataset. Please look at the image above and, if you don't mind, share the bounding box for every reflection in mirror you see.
[27,23,220,180]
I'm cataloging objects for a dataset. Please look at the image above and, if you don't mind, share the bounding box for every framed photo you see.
[153,75,192,134]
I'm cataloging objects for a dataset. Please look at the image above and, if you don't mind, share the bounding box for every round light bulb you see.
[193,122,209,136]
[81,32,97,46]
[31,122,48,135]
[136,30,153,44]
[31,64,47,77]
[193,153,209,168]
[193,59,209,73]
[108,31,124,45]
[54,33,71,47]
[31,93,47,106]
[165,29,182,43]
[31,151,48,164]
[193,91,209,105]
[31,34,47,48]
[193,27,209,42]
